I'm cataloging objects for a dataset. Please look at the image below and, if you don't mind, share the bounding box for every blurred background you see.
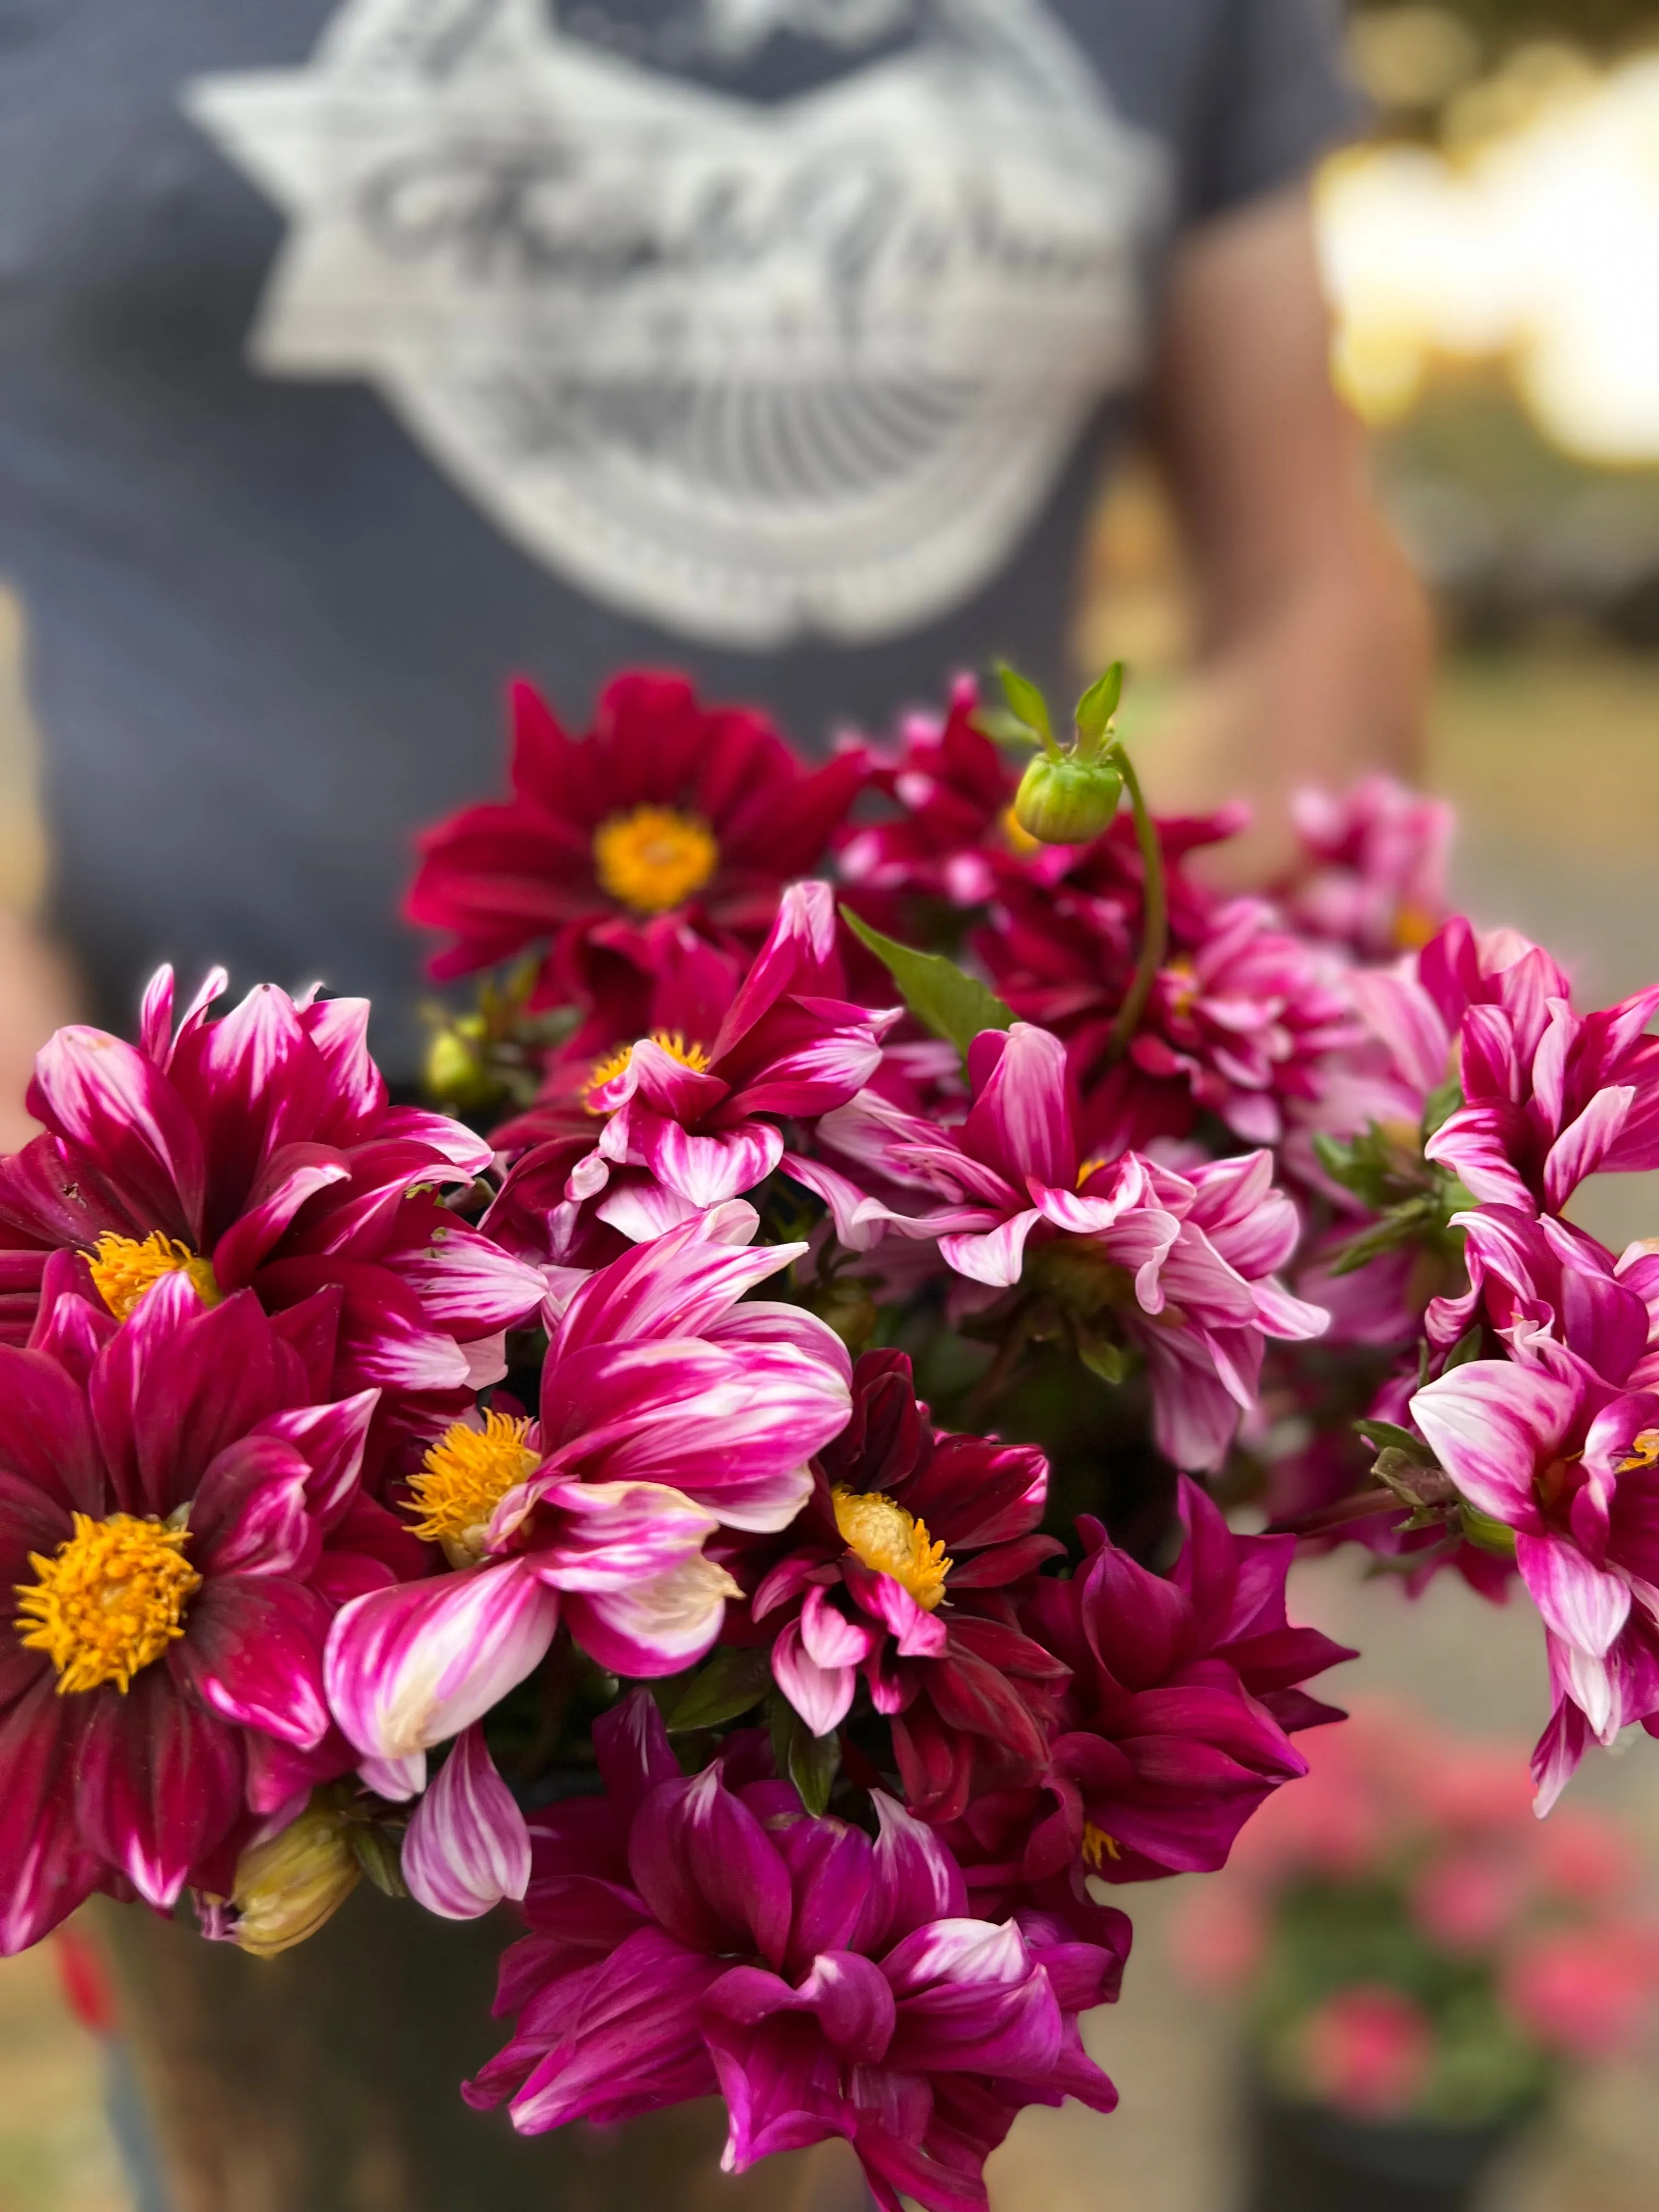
[3,1,1659,2206]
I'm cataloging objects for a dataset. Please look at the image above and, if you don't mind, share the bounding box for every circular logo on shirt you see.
[188,0,1169,647]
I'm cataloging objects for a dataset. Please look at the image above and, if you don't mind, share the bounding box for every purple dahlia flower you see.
[467,1691,1124,2212]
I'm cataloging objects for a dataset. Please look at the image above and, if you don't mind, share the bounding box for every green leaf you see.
[1076,1328,1128,1385]
[1442,1323,1483,1372]
[349,1824,407,1899]
[1074,662,1124,747]
[969,706,1043,749]
[841,910,1015,1060]
[1423,1076,1463,1141]
[995,661,1054,751]
[767,1694,841,1817]
[1355,1418,1436,1465]
[662,1646,772,1734]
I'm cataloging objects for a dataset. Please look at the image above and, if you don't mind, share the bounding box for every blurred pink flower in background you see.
[1300,1987,1436,2118]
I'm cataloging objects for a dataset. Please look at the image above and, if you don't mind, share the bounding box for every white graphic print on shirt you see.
[188,0,1168,647]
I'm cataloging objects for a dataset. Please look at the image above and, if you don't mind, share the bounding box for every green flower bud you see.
[230,1799,362,1959]
[1013,753,1124,847]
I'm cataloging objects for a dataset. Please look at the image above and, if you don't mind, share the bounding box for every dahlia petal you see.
[402,1725,531,1920]
[1424,1103,1536,1210]
[960,1025,1075,1194]
[28,1026,205,1241]
[255,1389,379,1526]
[708,1948,896,2063]
[522,1477,720,1591]
[189,1435,318,1580]
[853,1792,968,1956]
[800,1585,879,1669]
[771,1617,857,1737]
[211,1145,352,1286]
[180,1576,333,1749]
[938,1209,1043,1288]
[548,1213,790,1358]
[629,1766,792,1968]
[0,1342,103,1514]
[385,1220,545,1335]
[78,1663,243,1911]
[592,1183,703,1242]
[561,1553,735,1678]
[591,1687,681,1825]
[1531,1695,1590,1816]
[296,995,389,1143]
[324,1558,562,1759]
[776,1154,904,1251]
[0,1677,101,1954]
[1410,1359,1579,1526]
[639,1116,783,1209]
[1515,1534,1632,1660]
[1543,1087,1636,1212]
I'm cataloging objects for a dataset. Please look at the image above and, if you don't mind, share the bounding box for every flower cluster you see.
[1174,1701,1659,2124]
[4,664,1656,2205]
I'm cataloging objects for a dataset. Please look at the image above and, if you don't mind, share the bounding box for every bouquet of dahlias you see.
[1175,1701,1659,2128]
[2,658,1658,2212]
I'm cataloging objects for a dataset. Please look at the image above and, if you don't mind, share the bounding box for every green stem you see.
[1105,744,1168,1060]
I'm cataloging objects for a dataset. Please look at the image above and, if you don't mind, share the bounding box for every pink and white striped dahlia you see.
[467,1692,1124,2212]
[0,1265,422,1951]
[0,969,544,1419]
[1279,775,1453,963]
[324,1215,853,1771]
[746,1350,1066,1820]
[790,1022,1326,1469]
[1412,1332,1659,1810]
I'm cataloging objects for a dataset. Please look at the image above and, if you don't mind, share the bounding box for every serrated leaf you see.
[995,662,1053,749]
[349,1824,407,1899]
[1355,1418,1436,1464]
[1075,662,1124,745]
[841,910,1015,1060]
[663,1646,772,1734]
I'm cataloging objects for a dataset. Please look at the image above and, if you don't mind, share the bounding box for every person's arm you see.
[1133,182,1434,883]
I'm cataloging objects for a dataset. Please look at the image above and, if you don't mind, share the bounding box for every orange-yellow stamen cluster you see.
[832,1487,951,1611]
[1620,1429,1659,1473]
[1081,1821,1122,1869]
[586,1031,713,1108]
[1164,956,1200,1019]
[405,1411,541,1568]
[86,1232,221,1323]
[16,1512,200,1695]
[592,806,719,916]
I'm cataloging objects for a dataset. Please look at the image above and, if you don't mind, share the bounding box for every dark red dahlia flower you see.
[405,673,865,989]
[944,1480,1353,1899]
[743,1350,1066,1824]
[0,969,542,1428]
[0,1266,426,1951]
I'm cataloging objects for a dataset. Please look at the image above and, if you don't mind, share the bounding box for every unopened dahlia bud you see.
[1013,752,1123,847]
[423,1014,494,1112]
[230,1801,363,1959]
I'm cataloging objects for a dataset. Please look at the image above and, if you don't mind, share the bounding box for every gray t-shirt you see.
[0,0,1356,1076]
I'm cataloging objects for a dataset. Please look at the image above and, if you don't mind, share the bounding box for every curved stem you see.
[1105,743,1168,1060]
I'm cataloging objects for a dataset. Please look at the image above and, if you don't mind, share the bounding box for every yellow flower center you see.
[86,1232,221,1323]
[592,806,719,916]
[1164,956,1200,1019]
[1394,902,1439,953]
[1620,1429,1659,1474]
[585,1031,713,1110]
[832,1487,951,1611]
[16,1512,200,1695]
[405,1411,541,1568]
[1081,1821,1122,1869]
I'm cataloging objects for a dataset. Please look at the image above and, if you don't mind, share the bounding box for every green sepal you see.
[842,910,1015,1061]
[1423,1076,1463,1140]
[1460,1503,1519,1559]
[994,661,1054,751]
[1076,1328,1128,1385]
[1074,662,1125,749]
[1355,1418,1437,1465]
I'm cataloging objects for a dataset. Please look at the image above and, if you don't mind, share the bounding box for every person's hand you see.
[1128,184,1434,892]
